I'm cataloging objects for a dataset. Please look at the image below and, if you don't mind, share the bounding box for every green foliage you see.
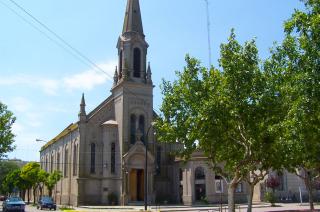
[0,102,16,158]
[267,0,320,170]
[157,31,283,178]
[0,160,20,193]
[264,192,276,206]
[45,170,62,197]
[2,169,29,195]
[156,30,285,212]
[21,162,40,188]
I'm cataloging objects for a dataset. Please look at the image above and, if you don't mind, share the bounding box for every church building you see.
[40,0,180,206]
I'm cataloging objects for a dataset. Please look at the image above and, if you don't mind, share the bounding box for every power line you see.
[1,0,163,116]
[2,0,112,79]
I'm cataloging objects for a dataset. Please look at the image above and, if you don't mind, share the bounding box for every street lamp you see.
[144,122,155,211]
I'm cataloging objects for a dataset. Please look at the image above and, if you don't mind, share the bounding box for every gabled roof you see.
[40,123,78,151]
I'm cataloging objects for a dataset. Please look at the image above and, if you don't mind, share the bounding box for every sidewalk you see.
[68,203,319,212]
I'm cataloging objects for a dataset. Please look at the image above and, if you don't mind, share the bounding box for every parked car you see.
[37,196,56,210]
[2,196,25,212]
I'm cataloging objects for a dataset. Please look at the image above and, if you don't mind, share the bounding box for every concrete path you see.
[73,203,320,212]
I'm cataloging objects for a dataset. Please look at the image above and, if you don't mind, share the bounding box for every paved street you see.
[1,201,320,212]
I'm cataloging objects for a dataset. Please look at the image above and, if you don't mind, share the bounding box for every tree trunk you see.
[247,184,254,212]
[49,189,53,198]
[228,184,236,212]
[27,188,30,204]
[33,187,37,204]
[305,177,315,211]
[39,186,43,199]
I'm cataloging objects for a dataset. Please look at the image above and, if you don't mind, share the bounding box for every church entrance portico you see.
[123,139,155,205]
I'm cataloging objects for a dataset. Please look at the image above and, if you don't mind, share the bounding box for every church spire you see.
[79,93,87,122]
[122,0,144,35]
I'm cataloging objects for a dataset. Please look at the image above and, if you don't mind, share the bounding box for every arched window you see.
[111,143,115,174]
[90,143,96,174]
[139,115,145,143]
[73,144,78,176]
[195,167,206,201]
[64,148,68,177]
[133,48,141,78]
[119,50,123,78]
[130,114,136,144]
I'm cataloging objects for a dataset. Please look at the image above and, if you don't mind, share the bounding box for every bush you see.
[265,192,276,206]
[107,192,118,205]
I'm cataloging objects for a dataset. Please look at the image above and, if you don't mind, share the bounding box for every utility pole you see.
[204,0,212,69]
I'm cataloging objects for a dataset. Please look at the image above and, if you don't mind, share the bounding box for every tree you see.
[0,160,20,193]
[156,31,284,212]
[21,162,41,204]
[37,169,49,199]
[0,102,16,158]
[2,169,29,200]
[44,170,62,198]
[266,0,320,210]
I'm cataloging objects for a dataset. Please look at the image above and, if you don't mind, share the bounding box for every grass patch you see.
[59,205,75,211]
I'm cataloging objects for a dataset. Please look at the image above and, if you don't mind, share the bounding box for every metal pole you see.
[144,124,154,211]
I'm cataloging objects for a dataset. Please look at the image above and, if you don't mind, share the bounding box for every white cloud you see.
[0,59,116,95]
[63,60,116,91]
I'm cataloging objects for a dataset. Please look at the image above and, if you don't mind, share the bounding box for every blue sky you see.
[0,0,303,161]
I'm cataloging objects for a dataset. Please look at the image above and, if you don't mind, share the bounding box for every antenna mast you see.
[204,0,212,69]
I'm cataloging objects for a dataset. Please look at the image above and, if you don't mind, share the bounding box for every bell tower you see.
[113,0,152,85]
[111,0,155,205]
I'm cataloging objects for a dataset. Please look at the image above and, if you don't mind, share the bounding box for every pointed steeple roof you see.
[80,93,86,107]
[122,0,144,35]
[79,93,87,121]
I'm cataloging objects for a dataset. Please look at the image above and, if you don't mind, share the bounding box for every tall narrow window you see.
[130,114,136,144]
[111,143,115,174]
[45,157,48,172]
[64,148,68,177]
[133,48,141,78]
[90,143,96,174]
[73,144,78,176]
[51,153,54,172]
[57,152,60,171]
[119,50,123,78]
[156,146,161,175]
[139,115,145,143]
